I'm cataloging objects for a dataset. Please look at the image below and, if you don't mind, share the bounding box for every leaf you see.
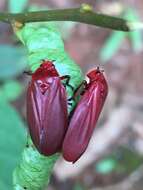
[0,101,26,187]
[99,31,126,62]
[0,45,27,80]
[100,8,142,62]
[95,158,117,174]
[125,8,142,52]
[0,180,11,190]
[8,0,28,13]
[0,80,23,101]
[129,29,142,52]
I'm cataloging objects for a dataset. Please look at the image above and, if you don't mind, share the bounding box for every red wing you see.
[27,77,68,156]
[63,82,108,162]
[27,81,42,151]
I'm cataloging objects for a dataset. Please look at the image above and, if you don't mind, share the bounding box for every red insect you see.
[62,68,108,162]
[27,60,69,156]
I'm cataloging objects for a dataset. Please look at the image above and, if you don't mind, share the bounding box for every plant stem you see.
[13,137,59,190]
[0,7,142,31]
[12,16,84,189]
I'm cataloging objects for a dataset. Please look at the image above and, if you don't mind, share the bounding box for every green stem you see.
[0,6,142,31]
[13,137,59,190]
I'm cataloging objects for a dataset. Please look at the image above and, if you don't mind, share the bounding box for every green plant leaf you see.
[0,45,27,80]
[8,0,28,13]
[0,101,26,187]
[0,80,23,101]
[99,31,126,62]
[0,180,11,190]
[125,8,142,52]
[95,158,117,174]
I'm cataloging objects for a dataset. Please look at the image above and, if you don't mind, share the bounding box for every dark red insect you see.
[62,68,108,162]
[27,60,68,156]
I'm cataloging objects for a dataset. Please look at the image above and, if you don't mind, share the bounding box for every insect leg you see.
[67,80,87,107]
[60,75,74,91]
[23,71,33,75]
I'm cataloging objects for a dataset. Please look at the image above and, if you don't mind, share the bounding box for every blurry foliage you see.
[95,158,117,174]
[0,45,27,80]
[0,100,26,189]
[125,8,142,52]
[74,183,84,190]
[8,0,28,13]
[100,31,125,62]
[100,8,142,62]
[0,1,28,189]
[0,180,8,189]
[0,80,23,101]
[95,147,143,176]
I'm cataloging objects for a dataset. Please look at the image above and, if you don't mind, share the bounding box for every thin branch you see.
[0,6,142,31]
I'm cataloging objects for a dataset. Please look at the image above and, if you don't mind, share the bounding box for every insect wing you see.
[63,80,108,162]
[27,77,68,156]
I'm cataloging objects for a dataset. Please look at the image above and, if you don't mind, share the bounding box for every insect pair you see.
[27,60,108,163]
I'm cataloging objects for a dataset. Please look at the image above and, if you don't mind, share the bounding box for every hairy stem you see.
[0,6,142,31]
